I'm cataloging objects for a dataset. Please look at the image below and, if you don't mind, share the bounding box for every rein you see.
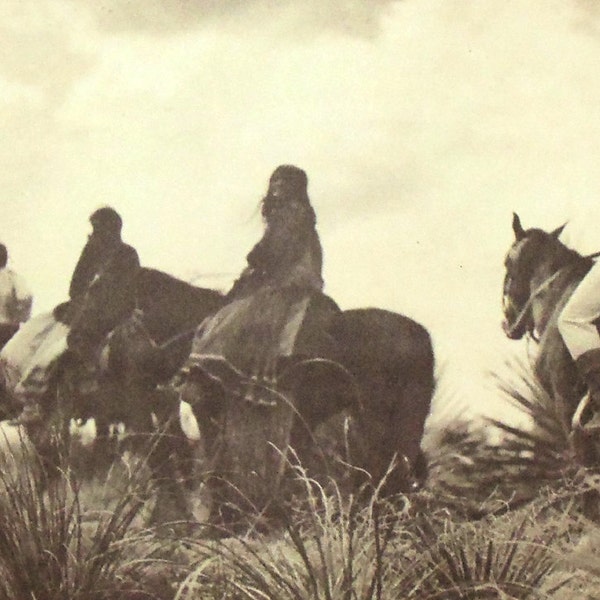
[157,327,198,352]
[122,307,199,353]
[504,267,569,340]
[509,251,600,340]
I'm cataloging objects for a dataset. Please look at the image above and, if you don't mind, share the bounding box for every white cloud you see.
[65,0,396,38]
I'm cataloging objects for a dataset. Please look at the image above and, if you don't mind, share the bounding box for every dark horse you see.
[180,294,434,527]
[501,213,599,468]
[0,268,225,523]
[101,275,434,527]
[328,308,433,496]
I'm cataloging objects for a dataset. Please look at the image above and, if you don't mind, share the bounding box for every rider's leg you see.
[13,365,53,426]
[558,260,600,414]
[13,394,44,425]
[13,357,100,427]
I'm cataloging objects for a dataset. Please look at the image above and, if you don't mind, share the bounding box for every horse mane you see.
[523,227,593,277]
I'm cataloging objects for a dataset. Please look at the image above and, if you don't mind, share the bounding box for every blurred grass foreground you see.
[0,362,598,599]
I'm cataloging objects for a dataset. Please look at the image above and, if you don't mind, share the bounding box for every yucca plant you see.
[393,507,571,600]
[174,462,577,600]
[175,456,418,600]
[173,356,598,600]
[0,426,164,600]
[425,358,587,518]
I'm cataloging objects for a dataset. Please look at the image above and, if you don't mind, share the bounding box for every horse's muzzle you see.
[501,318,526,340]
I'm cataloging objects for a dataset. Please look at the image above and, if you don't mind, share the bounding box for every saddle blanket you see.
[183,286,339,392]
[0,311,69,398]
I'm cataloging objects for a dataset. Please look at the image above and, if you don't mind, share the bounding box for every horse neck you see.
[530,248,591,337]
[135,269,226,343]
[143,290,225,344]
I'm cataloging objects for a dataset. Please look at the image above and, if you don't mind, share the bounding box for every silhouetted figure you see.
[16,207,140,424]
[183,165,338,379]
[227,164,324,298]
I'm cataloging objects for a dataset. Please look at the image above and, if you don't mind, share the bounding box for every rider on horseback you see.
[558,259,600,429]
[16,207,140,425]
[181,164,340,405]
[0,244,32,348]
[227,165,324,298]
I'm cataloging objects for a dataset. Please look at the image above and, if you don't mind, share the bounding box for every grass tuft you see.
[0,426,168,600]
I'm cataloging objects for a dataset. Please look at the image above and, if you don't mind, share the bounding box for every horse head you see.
[502,213,573,340]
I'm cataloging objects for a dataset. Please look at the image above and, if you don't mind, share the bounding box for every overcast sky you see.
[3,0,600,424]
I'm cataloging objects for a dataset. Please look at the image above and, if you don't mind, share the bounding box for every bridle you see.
[504,249,600,342]
[503,268,568,342]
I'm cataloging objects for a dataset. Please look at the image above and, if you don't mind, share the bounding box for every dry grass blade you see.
[178,464,413,600]
[0,428,168,600]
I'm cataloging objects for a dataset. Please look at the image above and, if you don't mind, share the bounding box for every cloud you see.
[574,0,600,37]
[66,0,397,38]
[0,2,96,105]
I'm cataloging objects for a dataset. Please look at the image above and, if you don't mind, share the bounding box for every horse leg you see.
[386,378,432,493]
[150,386,199,490]
[121,384,194,530]
[23,384,73,496]
[412,449,429,489]
[553,382,600,519]
[146,434,196,531]
[23,421,58,494]
[87,416,120,480]
[180,375,252,532]
[180,374,224,458]
[345,385,427,498]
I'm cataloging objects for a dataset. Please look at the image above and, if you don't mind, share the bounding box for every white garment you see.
[0,312,68,396]
[558,259,600,359]
[0,268,32,325]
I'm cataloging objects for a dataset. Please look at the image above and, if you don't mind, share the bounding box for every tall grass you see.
[0,426,161,600]
[172,359,600,599]
[176,460,414,600]
[0,356,588,599]
[174,458,572,600]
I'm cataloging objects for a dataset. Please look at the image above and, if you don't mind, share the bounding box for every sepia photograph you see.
[1,1,600,597]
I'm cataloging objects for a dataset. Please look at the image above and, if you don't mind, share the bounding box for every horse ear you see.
[550,222,567,238]
[512,213,525,240]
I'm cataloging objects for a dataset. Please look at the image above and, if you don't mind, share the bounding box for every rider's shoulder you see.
[118,242,140,262]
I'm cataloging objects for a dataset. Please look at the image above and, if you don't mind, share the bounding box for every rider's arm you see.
[248,200,312,276]
[89,245,141,320]
[68,242,98,300]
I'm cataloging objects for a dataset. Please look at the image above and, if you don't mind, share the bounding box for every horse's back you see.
[330,307,434,388]
[136,268,224,311]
